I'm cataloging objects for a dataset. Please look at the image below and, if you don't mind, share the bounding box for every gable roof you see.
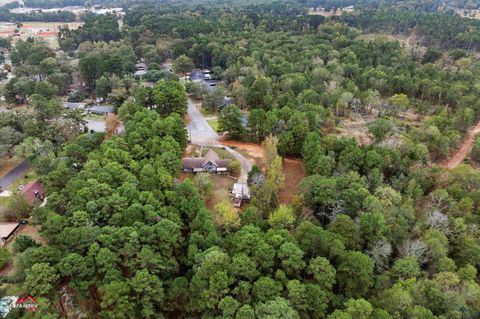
[204,149,220,162]
[88,105,115,114]
[182,150,231,170]
[63,102,86,110]
[0,223,19,239]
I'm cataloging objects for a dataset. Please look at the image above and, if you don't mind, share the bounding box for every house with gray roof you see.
[182,149,231,173]
[88,105,115,114]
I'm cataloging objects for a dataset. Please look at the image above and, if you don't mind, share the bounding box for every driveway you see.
[186,97,251,183]
[0,160,30,190]
[187,98,218,146]
[86,120,105,132]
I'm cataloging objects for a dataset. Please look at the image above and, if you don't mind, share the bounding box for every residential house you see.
[63,102,86,110]
[182,149,231,173]
[88,105,115,114]
[134,70,148,78]
[189,69,218,91]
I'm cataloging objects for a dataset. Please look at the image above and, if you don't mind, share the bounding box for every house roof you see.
[182,158,206,169]
[0,223,19,239]
[232,183,250,197]
[204,149,220,162]
[63,102,86,110]
[134,70,148,77]
[182,149,231,170]
[21,180,44,204]
[88,105,115,114]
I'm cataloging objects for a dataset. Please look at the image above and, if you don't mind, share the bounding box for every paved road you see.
[186,97,251,183]
[187,98,219,146]
[0,160,30,190]
[86,120,105,132]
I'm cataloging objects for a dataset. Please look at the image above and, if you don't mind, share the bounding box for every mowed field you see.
[0,21,83,49]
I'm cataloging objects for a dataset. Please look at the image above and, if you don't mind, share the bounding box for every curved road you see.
[0,160,30,190]
[187,98,251,183]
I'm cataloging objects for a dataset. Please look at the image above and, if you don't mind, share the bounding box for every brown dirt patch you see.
[37,31,56,36]
[439,120,480,168]
[279,158,305,205]
[218,138,265,168]
[0,261,14,277]
[0,158,22,178]
[338,116,373,146]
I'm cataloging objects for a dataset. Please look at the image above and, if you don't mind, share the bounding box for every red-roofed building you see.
[21,180,45,205]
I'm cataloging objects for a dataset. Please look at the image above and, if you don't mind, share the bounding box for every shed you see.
[0,222,20,246]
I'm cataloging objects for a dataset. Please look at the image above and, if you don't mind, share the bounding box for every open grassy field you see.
[0,21,83,49]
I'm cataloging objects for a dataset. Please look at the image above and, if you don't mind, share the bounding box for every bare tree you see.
[367,240,392,272]
[427,209,448,230]
[398,239,429,265]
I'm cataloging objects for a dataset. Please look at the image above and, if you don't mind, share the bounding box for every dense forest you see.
[1,0,480,318]
[0,9,76,22]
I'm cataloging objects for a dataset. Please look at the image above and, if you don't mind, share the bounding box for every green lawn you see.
[85,113,106,121]
[200,107,218,117]
[208,118,219,132]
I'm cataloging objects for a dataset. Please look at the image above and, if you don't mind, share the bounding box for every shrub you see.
[12,235,39,253]
[228,160,241,176]
[0,248,10,269]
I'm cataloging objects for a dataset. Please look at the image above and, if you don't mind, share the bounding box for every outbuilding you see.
[0,222,20,246]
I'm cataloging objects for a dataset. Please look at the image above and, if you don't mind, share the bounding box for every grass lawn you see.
[207,118,219,132]
[179,173,236,211]
[199,106,217,117]
[184,145,235,160]
[205,174,236,211]
[9,168,37,192]
[85,113,106,121]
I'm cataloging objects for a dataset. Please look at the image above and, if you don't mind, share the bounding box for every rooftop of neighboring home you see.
[21,180,45,204]
[134,70,148,77]
[135,62,147,70]
[0,222,20,240]
[88,105,115,114]
[63,102,86,110]
[220,96,234,108]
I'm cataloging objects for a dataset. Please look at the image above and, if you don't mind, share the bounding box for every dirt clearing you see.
[440,120,480,168]
[217,138,265,167]
[279,158,305,205]
[338,116,373,146]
